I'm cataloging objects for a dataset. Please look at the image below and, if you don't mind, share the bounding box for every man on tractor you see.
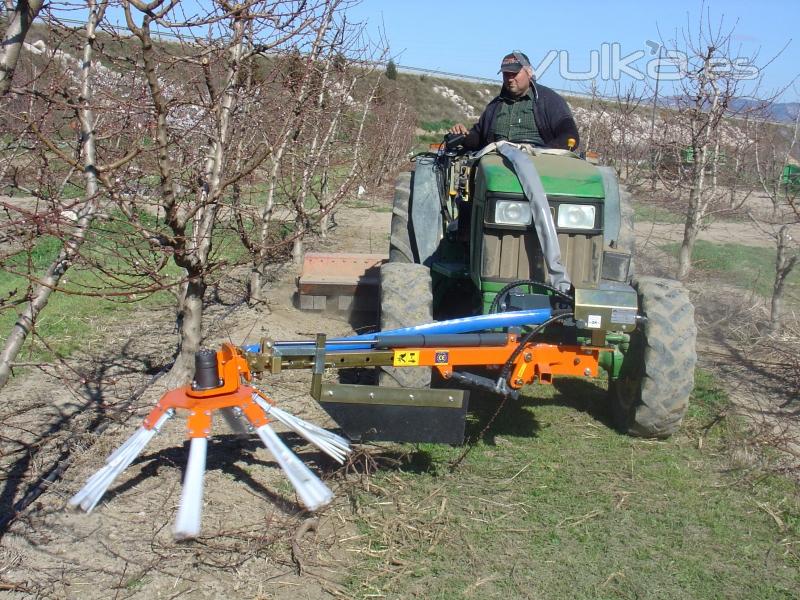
[449,50,580,151]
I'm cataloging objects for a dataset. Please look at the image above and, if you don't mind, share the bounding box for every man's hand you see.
[449,123,469,135]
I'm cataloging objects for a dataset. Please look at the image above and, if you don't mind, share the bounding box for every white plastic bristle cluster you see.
[252,394,350,464]
[173,437,208,539]
[255,424,333,511]
[69,411,173,513]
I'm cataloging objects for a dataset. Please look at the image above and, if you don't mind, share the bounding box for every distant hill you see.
[391,71,498,126]
[653,94,800,124]
[729,99,800,124]
[391,66,799,127]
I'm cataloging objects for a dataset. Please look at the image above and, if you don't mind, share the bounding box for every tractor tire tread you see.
[614,276,696,438]
[378,262,433,388]
[389,172,414,264]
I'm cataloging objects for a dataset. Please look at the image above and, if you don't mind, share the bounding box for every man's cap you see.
[499,51,531,74]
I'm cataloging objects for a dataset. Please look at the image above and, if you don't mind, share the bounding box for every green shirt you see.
[491,88,544,146]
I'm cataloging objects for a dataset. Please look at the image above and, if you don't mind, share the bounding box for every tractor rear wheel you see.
[389,172,414,264]
[610,276,696,438]
[378,262,433,388]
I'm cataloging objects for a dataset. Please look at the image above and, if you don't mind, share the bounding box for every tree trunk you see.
[677,156,708,280]
[769,225,798,334]
[166,278,206,386]
[248,265,271,311]
[319,210,331,237]
[292,235,304,265]
[0,2,104,389]
[249,268,263,306]
[0,0,44,96]
[676,215,701,281]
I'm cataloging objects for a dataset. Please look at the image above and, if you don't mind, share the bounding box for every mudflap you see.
[318,384,469,444]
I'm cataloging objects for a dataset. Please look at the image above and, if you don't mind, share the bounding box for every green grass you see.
[0,236,171,362]
[344,199,392,212]
[343,372,798,599]
[633,201,685,224]
[661,240,799,298]
[420,119,457,132]
[412,133,444,154]
[124,576,149,591]
[0,211,251,363]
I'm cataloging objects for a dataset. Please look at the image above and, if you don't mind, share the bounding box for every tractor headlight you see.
[494,200,532,225]
[557,204,596,229]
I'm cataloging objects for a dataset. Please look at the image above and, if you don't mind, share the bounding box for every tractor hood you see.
[478,152,605,199]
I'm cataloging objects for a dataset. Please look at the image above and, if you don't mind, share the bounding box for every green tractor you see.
[379,137,697,438]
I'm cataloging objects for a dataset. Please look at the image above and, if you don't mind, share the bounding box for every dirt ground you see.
[0,180,797,598]
[637,219,800,249]
[0,198,392,598]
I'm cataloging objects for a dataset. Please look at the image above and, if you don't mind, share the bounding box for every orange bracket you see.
[142,344,271,438]
[416,337,604,388]
[510,344,601,387]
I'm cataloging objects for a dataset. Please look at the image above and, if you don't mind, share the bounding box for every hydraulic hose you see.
[499,312,575,384]
[488,279,573,314]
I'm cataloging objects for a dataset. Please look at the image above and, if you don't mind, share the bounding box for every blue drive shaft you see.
[242,308,551,353]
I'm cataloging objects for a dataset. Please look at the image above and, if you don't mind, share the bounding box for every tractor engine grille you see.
[481,230,602,288]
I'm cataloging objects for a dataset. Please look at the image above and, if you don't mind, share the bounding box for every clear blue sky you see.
[345,0,799,102]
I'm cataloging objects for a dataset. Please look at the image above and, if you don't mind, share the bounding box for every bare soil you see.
[0,180,797,598]
[0,198,391,598]
[637,220,800,249]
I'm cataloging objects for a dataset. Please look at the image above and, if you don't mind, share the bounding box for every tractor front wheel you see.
[378,262,433,388]
[610,277,696,438]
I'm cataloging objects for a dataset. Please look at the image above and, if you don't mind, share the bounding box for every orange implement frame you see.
[139,336,607,440]
[143,344,273,438]
[383,334,606,389]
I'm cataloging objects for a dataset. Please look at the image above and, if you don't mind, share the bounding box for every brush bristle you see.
[70,427,155,513]
[70,411,174,513]
[256,424,333,511]
[252,395,350,464]
[173,437,208,540]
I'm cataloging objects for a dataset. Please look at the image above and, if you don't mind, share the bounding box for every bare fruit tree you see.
[599,84,649,183]
[232,16,415,305]
[230,8,346,305]
[752,102,800,333]
[0,0,113,388]
[0,0,414,389]
[116,0,335,384]
[285,48,389,264]
[361,84,415,187]
[661,17,766,280]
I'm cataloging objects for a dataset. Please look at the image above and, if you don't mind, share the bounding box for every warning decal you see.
[393,350,420,366]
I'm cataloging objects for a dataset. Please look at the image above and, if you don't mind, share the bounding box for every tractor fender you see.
[410,155,443,266]
[598,166,621,247]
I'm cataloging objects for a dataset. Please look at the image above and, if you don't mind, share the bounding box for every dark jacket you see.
[463,82,580,151]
